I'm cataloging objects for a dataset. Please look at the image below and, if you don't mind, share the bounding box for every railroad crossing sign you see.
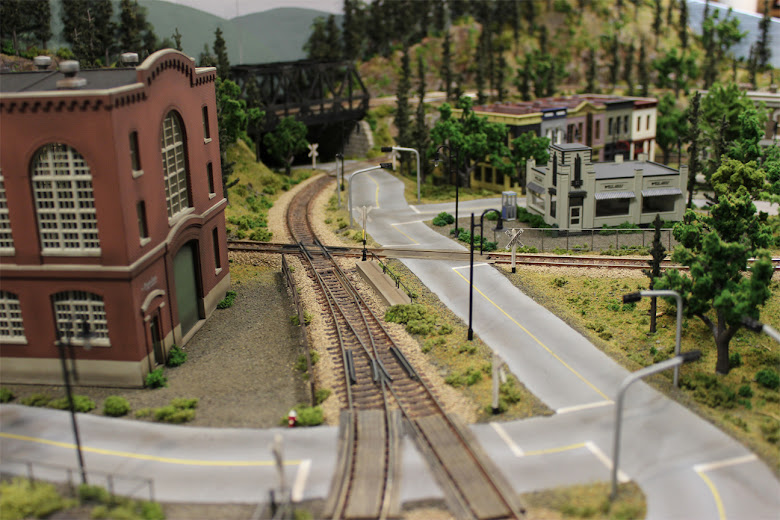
[492,353,508,414]
[505,228,524,273]
[308,143,319,168]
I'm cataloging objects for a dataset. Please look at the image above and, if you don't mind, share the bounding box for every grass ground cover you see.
[502,268,780,476]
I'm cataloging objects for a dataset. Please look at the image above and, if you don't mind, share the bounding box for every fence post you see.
[591,229,594,251]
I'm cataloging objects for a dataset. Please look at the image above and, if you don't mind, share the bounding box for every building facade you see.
[465,94,658,193]
[526,143,688,230]
[0,50,229,387]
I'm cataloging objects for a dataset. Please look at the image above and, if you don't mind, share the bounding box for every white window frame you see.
[0,291,26,344]
[161,111,191,220]
[31,144,100,255]
[52,290,110,347]
[0,170,14,254]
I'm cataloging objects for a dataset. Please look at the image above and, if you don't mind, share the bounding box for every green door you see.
[174,242,200,336]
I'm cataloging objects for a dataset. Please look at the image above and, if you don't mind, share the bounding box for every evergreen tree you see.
[31,0,52,49]
[638,41,649,97]
[213,27,230,79]
[394,43,413,149]
[173,28,183,51]
[92,0,116,65]
[586,47,597,93]
[678,0,689,53]
[755,0,772,70]
[607,34,620,91]
[653,0,663,48]
[623,40,635,95]
[342,0,364,60]
[61,0,114,66]
[475,37,487,105]
[643,213,666,333]
[496,52,508,102]
[666,0,676,27]
[686,91,702,207]
[515,57,532,101]
[325,14,342,59]
[414,54,430,183]
[198,43,216,67]
[304,17,329,60]
[117,0,142,53]
[442,29,453,101]
[656,94,686,164]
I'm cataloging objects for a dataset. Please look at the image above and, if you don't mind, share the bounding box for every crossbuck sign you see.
[308,143,319,168]
[505,228,524,273]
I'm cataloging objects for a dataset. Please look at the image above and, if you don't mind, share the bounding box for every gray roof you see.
[0,68,139,94]
[595,160,678,180]
[552,143,590,151]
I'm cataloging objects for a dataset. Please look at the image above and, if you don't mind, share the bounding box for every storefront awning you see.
[595,191,635,200]
[527,182,545,194]
[642,187,683,197]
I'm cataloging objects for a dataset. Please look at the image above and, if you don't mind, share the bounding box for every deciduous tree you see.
[264,116,309,176]
[643,213,666,333]
[656,94,685,164]
[510,131,550,189]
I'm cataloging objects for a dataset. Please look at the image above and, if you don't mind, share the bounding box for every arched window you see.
[0,291,25,342]
[52,291,109,346]
[160,111,191,218]
[0,169,13,253]
[31,144,99,253]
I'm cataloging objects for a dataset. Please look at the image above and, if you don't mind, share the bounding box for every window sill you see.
[140,237,151,247]
[203,138,212,144]
[0,248,16,256]
[168,207,196,227]
[41,250,101,257]
[1,337,27,345]
[215,267,223,275]
[132,169,144,179]
[209,193,217,200]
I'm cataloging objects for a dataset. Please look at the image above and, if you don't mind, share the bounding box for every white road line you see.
[291,459,311,502]
[391,220,425,225]
[490,423,525,457]
[586,441,629,483]
[409,206,421,214]
[556,400,613,414]
[452,263,490,270]
[693,454,758,473]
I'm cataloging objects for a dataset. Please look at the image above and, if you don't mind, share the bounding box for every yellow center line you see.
[0,432,301,467]
[695,469,727,520]
[391,223,419,245]
[367,173,380,208]
[523,442,587,457]
[451,268,610,401]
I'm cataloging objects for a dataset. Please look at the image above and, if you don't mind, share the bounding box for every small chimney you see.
[33,56,51,70]
[56,60,86,89]
[120,52,139,66]
[615,154,623,164]
[638,153,648,162]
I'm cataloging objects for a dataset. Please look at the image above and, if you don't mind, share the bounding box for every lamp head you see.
[495,217,503,231]
[380,146,393,153]
[622,292,642,304]
[336,153,343,159]
[380,162,392,169]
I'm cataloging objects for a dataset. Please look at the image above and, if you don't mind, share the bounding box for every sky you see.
[162,0,343,19]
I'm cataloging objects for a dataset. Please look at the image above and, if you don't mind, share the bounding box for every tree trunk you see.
[715,333,731,374]
[649,296,657,333]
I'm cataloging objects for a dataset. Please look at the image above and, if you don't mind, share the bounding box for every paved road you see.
[2,168,779,519]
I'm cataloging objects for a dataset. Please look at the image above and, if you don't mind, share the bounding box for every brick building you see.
[0,49,229,387]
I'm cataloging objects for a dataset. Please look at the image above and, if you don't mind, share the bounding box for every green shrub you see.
[0,477,76,520]
[48,395,96,413]
[315,388,332,405]
[217,290,237,309]
[517,245,539,253]
[432,212,454,226]
[153,405,195,423]
[729,352,742,369]
[385,304,428,323]
[78,484,111,504]
[458,344,477,355]
[166,345,188,367]
[465,369,482,386]
[756,369,780,389]
[290,314,301,326]
[20,393,52,407]
[551,277,568,288]
[135,408,152,418]
[103,396,131,417]
[438,323,453,335]
[145,368,168,389]
[293,404,324,426]
[249,229,273,241]
[171,397,199,410]
[500,378,523,404]
[682,373,737,408]
[0,387,14,403]
[405,318,435,335]
[738,384,754,398]
[760,419,780,444]
[445,372,466,387]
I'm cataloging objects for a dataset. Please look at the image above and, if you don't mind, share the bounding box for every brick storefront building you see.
[0,49,229,387]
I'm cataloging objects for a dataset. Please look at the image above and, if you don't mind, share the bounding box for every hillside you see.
[46,1,337,65]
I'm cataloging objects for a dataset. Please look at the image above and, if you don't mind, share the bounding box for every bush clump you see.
[153,405,195,423]
[47,395,96,413]
[756,369,780,390]
[0,477,76,520]
[20,393,52,407]
[0,387,14,403]
[103,396,131,417]
[681,373,737,408]
[289,404,324,426]
[145,368,168,389]
[217,290,237,309]
[432,212,454,226]
[315,388,332,405]
[166,345,188,367]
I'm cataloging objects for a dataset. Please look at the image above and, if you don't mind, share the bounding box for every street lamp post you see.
[433,145,462,236]
[468,209,503,341]
[623,290,683,386]
[348,163,392,227]
[610,350,701,501]
[57,319,94,485]
[335,153,344,208]
[742,316,780,344]
[381,146,421,202]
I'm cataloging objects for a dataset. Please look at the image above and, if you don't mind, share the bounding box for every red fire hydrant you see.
[287,409,297,428]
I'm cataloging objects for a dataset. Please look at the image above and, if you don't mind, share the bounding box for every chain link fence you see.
[483,226,679,254]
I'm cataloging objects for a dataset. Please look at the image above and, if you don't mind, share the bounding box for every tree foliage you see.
[0,0,51,54]
[656,95,686,164]
[656,192,774,375]
[303,14,341,60]
[510,132,550,188]
[394,43,414,149]
[263,117,309,176]
[213,27,230,79]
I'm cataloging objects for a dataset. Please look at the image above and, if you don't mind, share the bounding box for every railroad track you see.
[228,241,780,271]
[285,175,524,519]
